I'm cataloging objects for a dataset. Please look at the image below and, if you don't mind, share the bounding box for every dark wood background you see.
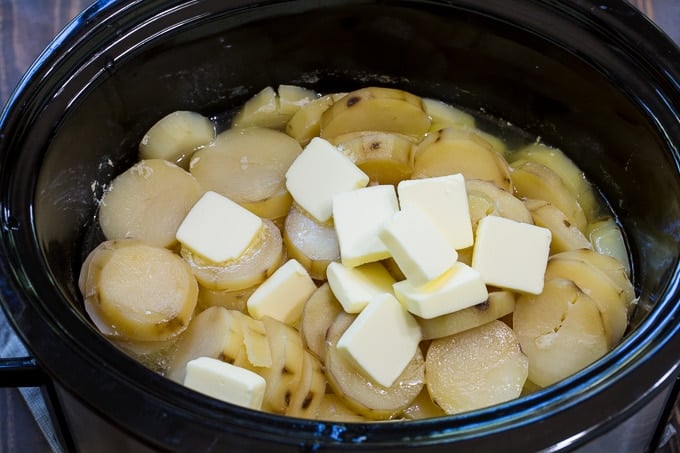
[0,0,678,451]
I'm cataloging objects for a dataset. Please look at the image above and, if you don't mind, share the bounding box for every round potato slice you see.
[80,239,198,343]
[98,159,203,249]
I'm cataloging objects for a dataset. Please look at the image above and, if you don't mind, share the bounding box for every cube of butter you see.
[333,185,399,268]
[247,259,317,325]
[380,207,458,286]
[472,215,552,294]
[397,174,473,250]
[337,293,422,387]
[393,262,488,319]
[285,137,369,223]
[184,356,266,410]
[176,191,263,263]
[326,261,396,313]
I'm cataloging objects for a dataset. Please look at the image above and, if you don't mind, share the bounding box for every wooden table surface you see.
[0,0,679,452]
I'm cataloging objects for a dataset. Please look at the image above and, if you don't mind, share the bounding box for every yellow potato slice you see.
[181,219,284,291]
[286,350,327,419]
[425,320,528,414]
[402,387,447,420]
[300,283,343,361]
[196,284,256,313]
[510,160,587,233]
[320,87,431,141]
[587,217,632,276]
[98,159,203,249]
[422,97,476,132]
[417,291,516,340]
[544,255,628,347]
[139,110,215,169]
[413,128,512,191]
[524,198,592,254]
[80,239,198,343]
[190,127,301,218]
[511,143,601,220]
[324,312,425,420]
[286,93,347,145]
[232,85,318,130]
[465,179,533,232]
[513,278,609,387]
[316,394,367,422]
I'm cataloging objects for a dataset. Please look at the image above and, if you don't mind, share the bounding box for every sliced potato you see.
[283,204,340,280]
[402,387,447,420]
[418,291,516,340]
[181,219,284,291]
[587,217,632,276]
[425,320,528,414]
[80,239,198,343]
[324,312,425,420]
[510,160,587,233]
[423,97,476,132]
[286,93,346,145]
[99,159,203,249]
[278,85,318,116]
[544,255,628,347]
[232,85,318,130]
[512,143,600,220]
[465,179,533,232]
[316,394,367,422]
[231,311,272,368]
[413,128,512,191]
[256,316,306,414]
[320,87,431,141]
[300,282,343,361]
[190,127,301,218]
[332,131,415,185]
[196,285,257,313]
[524,198,592,254]
[513,278,609,387]
[286,350,327,419]
[165,306,243,383]
[139,111,215,169]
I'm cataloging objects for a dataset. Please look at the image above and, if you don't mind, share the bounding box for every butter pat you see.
[380,207,458,286]
[326,261,396,313]
[176,191,263,263]
[393,262,488,319]
[247,259,317,325]
[472,215,551,294]
[333,185,399,267]
[397,174,473,250]
[285,137,369,223]
[337,293,422,387]
[184,356,266,409]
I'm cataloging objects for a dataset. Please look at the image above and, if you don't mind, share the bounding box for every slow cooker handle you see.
[0,355,77,452]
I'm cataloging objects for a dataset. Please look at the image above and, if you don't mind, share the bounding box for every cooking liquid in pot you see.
[78,86,635,421]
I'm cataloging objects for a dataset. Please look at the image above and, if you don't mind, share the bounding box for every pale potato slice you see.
[417,291,516,340]
[256,316,305,414]
[231,311,272,368]
[524,198,592,254]
[283,204,340,280]
[320,87,431,141]
[332,131,415,185]
[181,219,284,291]
[510,160,587,233]
[324,312,425,420]
[513,278,609,387]
[286,93,347,145]
[552,249,635,310]
[425,320,528,414]
[80,239,198,343]
[196,285,257,313]
[139,110,215,169]
[587,217,632,276]
[316,394,367,422]
[99,159,203,249]
[512,143,601,220]
[232,85,318,130]
[413,128,512,192]
[544,255,628,347]
[165,306,244,383]
[423,98,476,132]
[465,179,533,232]
[189,127,301,218]
[286,350,327,419]
[300,282,343,361]
[401,388,446,420]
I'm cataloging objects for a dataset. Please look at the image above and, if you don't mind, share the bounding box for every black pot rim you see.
[1,0,680,451]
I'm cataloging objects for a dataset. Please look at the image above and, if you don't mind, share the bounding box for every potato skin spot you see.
[346,96,361,107]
